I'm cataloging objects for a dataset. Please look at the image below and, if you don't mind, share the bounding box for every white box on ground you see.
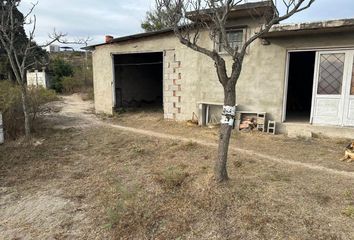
[0,112,4,144]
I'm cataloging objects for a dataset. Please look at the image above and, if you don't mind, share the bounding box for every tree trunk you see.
[214,84,236,182]
[20,87,31,137]
[215,123,233,181]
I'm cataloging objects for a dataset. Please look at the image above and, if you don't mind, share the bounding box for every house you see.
[85,1,354,138]
[46,44,61,53]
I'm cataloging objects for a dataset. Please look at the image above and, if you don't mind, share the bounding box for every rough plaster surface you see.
[91,17,354,127]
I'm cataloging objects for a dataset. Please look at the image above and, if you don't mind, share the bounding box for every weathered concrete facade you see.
[89,15,354,132]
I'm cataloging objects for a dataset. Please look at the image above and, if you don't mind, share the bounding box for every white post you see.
[0,112,4,144]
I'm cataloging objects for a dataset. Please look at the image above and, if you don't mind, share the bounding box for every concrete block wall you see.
[163,50,183,120]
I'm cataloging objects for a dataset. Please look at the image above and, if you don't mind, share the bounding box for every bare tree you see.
[156,0,315,182]
[0,0,65,137]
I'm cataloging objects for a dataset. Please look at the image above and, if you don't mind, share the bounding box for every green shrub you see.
[50,58,74,92]
[61,76,84,93]
[47,51,94,94]
[0,81,58,139]
[58,66,93,95]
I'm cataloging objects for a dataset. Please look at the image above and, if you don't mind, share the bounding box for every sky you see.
[19,0,354,49]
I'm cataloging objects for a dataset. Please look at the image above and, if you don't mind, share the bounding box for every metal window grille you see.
[317,53,345,95]
[219,30,243,52]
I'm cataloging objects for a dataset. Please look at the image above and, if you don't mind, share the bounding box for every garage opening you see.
[285,51,316,122]
[114,52,163,109]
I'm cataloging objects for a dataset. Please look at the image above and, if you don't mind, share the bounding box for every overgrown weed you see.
[155,165,190,190]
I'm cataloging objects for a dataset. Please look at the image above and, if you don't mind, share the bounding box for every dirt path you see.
[0,95,107,240]
[108,124,354,178]
[51,94,354,179]
[43,94,98,129]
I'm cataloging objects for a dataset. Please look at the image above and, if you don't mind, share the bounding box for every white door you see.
[312,50,354,127]
[343,51,354,126]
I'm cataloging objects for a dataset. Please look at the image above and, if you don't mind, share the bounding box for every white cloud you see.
[19,0,153,47]
[18,0,354,49]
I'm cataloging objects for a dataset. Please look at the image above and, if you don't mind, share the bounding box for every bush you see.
[50,58,74,93]
[49,56,93,94]
[28,86,58,120]
[0,81,23,138]
[61,76,84,93]
[0,81,58,139]
[61,66,93,94]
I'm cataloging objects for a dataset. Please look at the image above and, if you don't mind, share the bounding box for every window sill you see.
[217,51,239,57]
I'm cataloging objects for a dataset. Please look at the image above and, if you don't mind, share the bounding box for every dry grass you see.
[105,109,354,173]
[154,165,190,190]
[342,206,354,218]
[1,107,354,239]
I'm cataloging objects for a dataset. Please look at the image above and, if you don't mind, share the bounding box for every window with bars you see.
[317,53,345,95]
[218,29,244,53]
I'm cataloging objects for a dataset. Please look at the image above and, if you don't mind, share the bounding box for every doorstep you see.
[282,122,354,139]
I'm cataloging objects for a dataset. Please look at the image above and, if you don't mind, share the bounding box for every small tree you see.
[0,0,64,137]
[157,0,315,182]
[141,6,170,32]
[50,58,74,92]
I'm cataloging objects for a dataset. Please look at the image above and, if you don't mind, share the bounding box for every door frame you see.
[310,50,350,126]
[282,49,317,123]
[111,54,116,109]
[282,47,354,124]
[111,51,165,110]
[341,50,354,126]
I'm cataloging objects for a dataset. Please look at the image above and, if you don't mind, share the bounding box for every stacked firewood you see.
[239,115,257,131]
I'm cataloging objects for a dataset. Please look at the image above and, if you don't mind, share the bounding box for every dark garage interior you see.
[114,52,163,109]
[286,51,316,122]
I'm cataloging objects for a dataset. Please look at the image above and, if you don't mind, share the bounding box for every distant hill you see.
[49,51,92,70]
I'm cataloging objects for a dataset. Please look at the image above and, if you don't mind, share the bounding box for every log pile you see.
[236,111,267,132]
[239,114,257,131]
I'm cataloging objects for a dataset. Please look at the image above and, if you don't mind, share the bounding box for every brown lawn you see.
[1,95,353,240]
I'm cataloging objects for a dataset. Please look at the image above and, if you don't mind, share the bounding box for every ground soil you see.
[1,94,354,239]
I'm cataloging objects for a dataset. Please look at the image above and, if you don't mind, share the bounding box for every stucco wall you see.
[91,21,354,125]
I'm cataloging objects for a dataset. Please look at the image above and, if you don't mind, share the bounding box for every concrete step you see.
[286,127,313,139]
[283,123,354,139]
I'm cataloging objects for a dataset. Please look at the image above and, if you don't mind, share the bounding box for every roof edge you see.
[263,18,354,38]
[82,28,174,50]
